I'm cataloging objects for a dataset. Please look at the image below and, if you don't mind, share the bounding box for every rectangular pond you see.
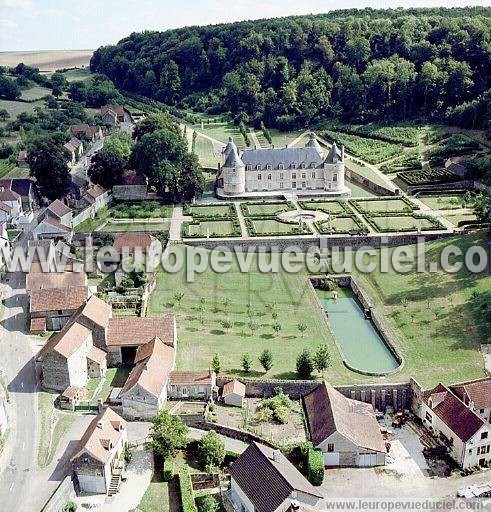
[316,288,400,375]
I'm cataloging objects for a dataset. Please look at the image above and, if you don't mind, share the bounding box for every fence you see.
[74,401,99,412]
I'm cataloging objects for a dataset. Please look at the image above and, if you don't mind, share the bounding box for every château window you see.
[302,182,306,188]
[333,174,338,182]
[301,163,306,169]
[280,182,284,188]
[279,173,284,179]
[267,174,272,180]
[292,173,297,179]
[256,165,262,171]
[292,164,297,169]
[266,164,272,170]
[258,174,262,180]
[481,432,489,440]
[311,172,315,178]
[278,163,284,170]
[246,165,252,171]
[292,182,296,188]
[302,173,306,179]
[425,412,432,422]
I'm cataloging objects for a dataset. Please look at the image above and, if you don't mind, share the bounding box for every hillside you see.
[90,7,491,130]
[0,50,93,71]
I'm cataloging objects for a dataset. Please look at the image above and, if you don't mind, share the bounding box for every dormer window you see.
[278,163,284,170]
[266,164,272,171]
[292,164,297,169]
[246,165,252,171]
[256,164,262,171]
[301,163,306,169]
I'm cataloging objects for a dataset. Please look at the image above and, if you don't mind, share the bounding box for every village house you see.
[304,382,386,467]
[36,296,110,392]
[0,178,37,211]
[79,184,108,208]
[120,337,176,420]
[229,442,324,512]
[105,315,176,366]
[71,407,127,495]
[167,371,216,400]
[222,379,246,407]
[0,203,11,224]
[0,188,22,219]
[29,285,90,332]
[26,271,87,293]
[418,383,491,469]
[218,133,350,198]
[31,216,73,242]
[112,170,148,200]
[69,124,103,143]
[101,105,132,126]
[450,378,491,423]
[64,137,84,164]
[46,199,73,226]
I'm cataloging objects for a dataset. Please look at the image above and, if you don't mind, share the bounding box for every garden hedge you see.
[298,199,350,215]
[178,467,198,512]
[163,459,174,482]
[244,216,313,237]
[240,200,295,218]
[397,168,457,186]
[307,448,324,486]
[182,217,242,238]
[314,215,369,235]
[184,202,237,219]
[362,212,445,233]
[349,196,417,214]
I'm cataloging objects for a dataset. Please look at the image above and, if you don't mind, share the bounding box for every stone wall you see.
[41,475,77,512]
[345,165,397,196]
[215,377,412,412]
[406,180,475,195]
[72,192,112,228]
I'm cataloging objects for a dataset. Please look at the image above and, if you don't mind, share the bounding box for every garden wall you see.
[345,165,398,196]
[406,180,475,195]
[215,377,412,412]
[41,475,77,512]
[71,192,112,228]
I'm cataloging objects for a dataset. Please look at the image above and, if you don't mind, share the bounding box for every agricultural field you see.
[351,197,416,214]
[315,215,368,234]
[20,85,51,101]
[365,214,443,232]
[320,129,403,164]
[0,159,15,178]
[0,50,93,71]
[427,134,481,166]
[0,99,44,120]
[61,68,94,82]
[241,201,295,217]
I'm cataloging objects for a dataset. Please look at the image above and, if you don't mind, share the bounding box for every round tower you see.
[305,131,324,158]
[323,142,346,192]
[222,145,245,196]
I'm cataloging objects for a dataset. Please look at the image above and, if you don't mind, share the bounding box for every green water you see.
[318,290,399,374]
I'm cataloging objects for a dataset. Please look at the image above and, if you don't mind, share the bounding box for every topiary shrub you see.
[163,458,174,482]
[307,448,324,486]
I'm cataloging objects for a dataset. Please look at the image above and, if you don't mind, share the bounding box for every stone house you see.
[26,270,88,293]
[105,316,176,366]
[69,124,103,143]
[0,203,11,224]
[229,442,324,512]
[167,371,216,400]
[79,184,108,208]
[29,285,89,332]
[218,133,350,198]
[112,170,148,200]
[0,188,22,219]
[304,382,386,467]
[30,216,73,243]
[222,379,246,407]
[17,150,28,168]
[45,199,73,227]
[101,105,132,126]
[64,138,84,164]
[120,337,175,420]
[450,378,491,423]
[418,383,491,469]
[71,408,127,495]
[0,178,36,211]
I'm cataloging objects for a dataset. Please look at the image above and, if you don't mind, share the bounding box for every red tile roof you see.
[450,378,491,411]
[106,316,175,347]
[30,317,46,332]
[113,232,155,254]
[169,371,213,386]
[223,379,246,397]
[30,286,88,313]
[47,199,71,219]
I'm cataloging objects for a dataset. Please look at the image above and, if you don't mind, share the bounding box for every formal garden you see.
[182,203,241,238]
[398,168,459,186]
[315,215,368,235]
[298,199,350,215]
[245,217,312,236]
[364,213,444,232]
[240,200,295,217]
[350,196,417,214]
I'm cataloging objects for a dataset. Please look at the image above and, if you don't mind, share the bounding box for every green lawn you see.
[187,204,232,218]
[368,215,439,232]
[299,200,348,215]
[346,179,379,198]
[242,201,295,217]
[0,99,44,119]
[316,216,365,234]
[194,123,245,150]
[248,218,310,236]
[444,213,478,226]
[346,159,391,188]
[62,68,94,82]
[352,197,416,214]
[418,194,472,211]
[193,133,220,169]
[111,201,172,219]
[101,222,170,233]
[148,235,489,387]
[20,85,52,101]
[186,220,236,237]
[95,366,132,402]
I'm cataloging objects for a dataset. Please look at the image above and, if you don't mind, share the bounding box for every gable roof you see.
[223,379,246,397]
[79,294,112,328]
[0,189,20,202]
[121,337,175,397]
[304,382,385,453]
[119,169,147,186]
[26,271,87,292]
[106,316,175,347]
[0,202,11,214]
[230,442,322,512]
[113,232,155,254]
[83,184,106,203]
[450,378,491,411]
[47,199,71,219]
[40,216,71,232]
[30,286,89,313]
[71,407,125,464]
[424,383,485,442]
[169,371,214,387]
[101,104,124,118]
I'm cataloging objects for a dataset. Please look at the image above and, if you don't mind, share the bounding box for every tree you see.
[0,75,21,100]
[133,112,180,140]
[272,322,281,336]
[313,344,331,376]
[212,353,221,374]
[148,410,188,459]
[27,137,71,200]
[173,291,185,305]
[241,353,252,373]
[197,431,225,470]
[296,349,314,379]
[69,81,88,103]
[474,194,491,222]
[88,150,125,189]
[102,131,134,160]
[196,495,219,512]
[0,108,10,121]
[297,322,308,337]
[158,60,181,105]
[259,349,273,372]
[248,321,258,335]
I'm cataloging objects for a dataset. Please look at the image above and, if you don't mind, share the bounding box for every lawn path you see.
[288,130,309,148]
[249,128,262,148]
[169,204,192,242]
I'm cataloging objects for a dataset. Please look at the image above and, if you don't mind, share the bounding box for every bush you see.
[197,431,225,469]
[163,459,174,482]
[257,388,292,424]
[307,448,324,486]
[196,495,220,512]
[178,467,198,512]
[296,349,314,379]
[63,502,77,512]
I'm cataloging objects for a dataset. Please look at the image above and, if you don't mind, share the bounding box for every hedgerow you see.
[307,448,324,486]
[178,467,198,512]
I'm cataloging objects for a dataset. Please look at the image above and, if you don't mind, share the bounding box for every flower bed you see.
[182,218,242,238]
[184,203,236,219]
[363,213,445,233]
[315,215,368,234]
[298,199,350,215]
[245,216,313,236]
[240,200,295,218]
[398,168,458,185]
[350,196,417,214]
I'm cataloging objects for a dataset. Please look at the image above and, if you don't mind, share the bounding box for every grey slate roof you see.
[223,145,244,168]
[222,136,238,160]
[305,132,324,157]
[326,142,342,163]
[241,146,324,171]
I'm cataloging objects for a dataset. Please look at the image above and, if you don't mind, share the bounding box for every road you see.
[70,137,104,186]
[0,269,39,512]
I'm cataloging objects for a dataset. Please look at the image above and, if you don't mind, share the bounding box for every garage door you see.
[358,453,378,467]
[323,452,340,466]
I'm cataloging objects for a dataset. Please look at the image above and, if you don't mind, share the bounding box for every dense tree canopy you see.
[91,7,491,129]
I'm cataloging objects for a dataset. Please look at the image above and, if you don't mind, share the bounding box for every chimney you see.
[290,499,300,511]
[341,145,345,161]
[97,420,104,429]
[272,450,279,462]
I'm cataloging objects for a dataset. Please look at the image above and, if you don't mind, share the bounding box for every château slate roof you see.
[305,131,324,157]
[223,145,244,168]
[222,136,238,160]
[241,146,324,170]
[325,142,342,163]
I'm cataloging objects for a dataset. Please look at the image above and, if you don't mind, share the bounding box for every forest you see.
[90,7,491,130]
